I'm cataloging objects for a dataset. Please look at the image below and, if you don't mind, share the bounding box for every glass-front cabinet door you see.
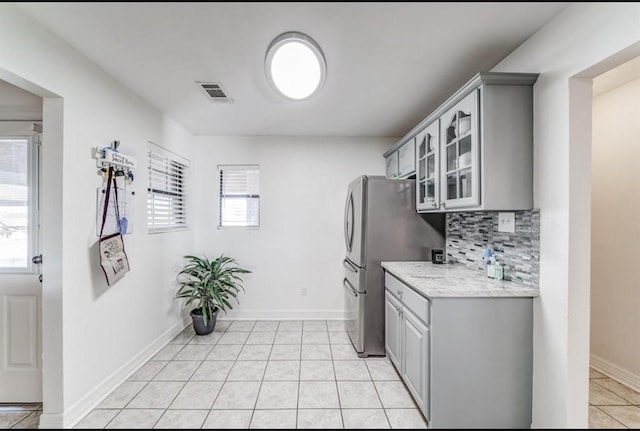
[385,151,399,179]
[440,90,479,209]
[416,120,440,211]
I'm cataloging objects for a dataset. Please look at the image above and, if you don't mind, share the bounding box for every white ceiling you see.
[20,2,567,137]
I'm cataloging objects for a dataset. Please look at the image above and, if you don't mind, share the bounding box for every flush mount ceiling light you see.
[265,31,326,101]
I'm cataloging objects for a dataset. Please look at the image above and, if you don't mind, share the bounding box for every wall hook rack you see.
[93,140,137,181]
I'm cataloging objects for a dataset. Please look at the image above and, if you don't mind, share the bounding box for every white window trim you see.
[218,164,260,229]
[0,135,38,274]
[147,141,190,234]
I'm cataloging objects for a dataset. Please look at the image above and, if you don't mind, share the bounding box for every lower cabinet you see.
[401,308,429,416]
[384,290,430,420]
[384,292,402,368]
[384,272,533,428]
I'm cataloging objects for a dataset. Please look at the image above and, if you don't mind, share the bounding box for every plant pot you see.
[190,308,219,335]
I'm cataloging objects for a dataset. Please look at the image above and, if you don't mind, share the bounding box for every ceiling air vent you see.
[197,82,232,103]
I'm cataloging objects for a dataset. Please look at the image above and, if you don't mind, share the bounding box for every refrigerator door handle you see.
[343,258,358,273]
[344,190,354,252]
[343,278,358,297]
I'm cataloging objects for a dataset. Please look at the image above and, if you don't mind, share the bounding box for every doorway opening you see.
[0,68,63,428]
[0,78,43,427]
[588,56,640,428]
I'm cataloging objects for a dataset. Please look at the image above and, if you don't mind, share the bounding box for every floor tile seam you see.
[247,356,265,428]
[328,344,344,414]
[7,410,37,429]
[119,378,153,411]
[591,379,640,405]
[215,337,246,409]
[369,371,388,412]
[591,405,630,428]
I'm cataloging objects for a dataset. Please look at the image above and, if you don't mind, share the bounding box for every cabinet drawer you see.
[384,272,430,325]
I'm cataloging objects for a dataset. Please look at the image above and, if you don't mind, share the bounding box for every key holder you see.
[94,140,137,183]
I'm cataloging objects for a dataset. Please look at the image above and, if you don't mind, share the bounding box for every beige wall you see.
[591,76,640,387]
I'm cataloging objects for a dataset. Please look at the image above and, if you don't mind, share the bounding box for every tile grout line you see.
[200,324,231,428]
[9,410,40,429]
[240,321,262,427]
[74,321,358,429]
[328,342,345,425]
[591,377,640,406]
[150,379,189,429]
[367,356,394,427]
[591,405,629,429]
[148,337,202,428]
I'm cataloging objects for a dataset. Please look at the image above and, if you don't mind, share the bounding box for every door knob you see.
[32,254,42,264]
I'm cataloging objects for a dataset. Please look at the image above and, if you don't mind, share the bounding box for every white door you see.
[0,135,42,402]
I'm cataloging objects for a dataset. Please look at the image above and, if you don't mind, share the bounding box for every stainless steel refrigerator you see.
[343,175,445,357]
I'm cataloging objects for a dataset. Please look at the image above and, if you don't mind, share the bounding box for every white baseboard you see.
[216,309,347,320]
[52,316,190,429]
[37,412,64,429]
[591,353,640,393]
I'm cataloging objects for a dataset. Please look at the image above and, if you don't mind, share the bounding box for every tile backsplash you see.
[446,210,540,287]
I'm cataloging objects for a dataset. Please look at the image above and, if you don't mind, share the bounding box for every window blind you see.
[147,149,188,233]
[219,165,260,227]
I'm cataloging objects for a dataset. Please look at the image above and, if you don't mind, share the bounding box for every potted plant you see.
[176,254,251,335]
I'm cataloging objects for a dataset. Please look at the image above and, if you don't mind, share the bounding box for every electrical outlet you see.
[301,288,308,296]
[498,212,515,233]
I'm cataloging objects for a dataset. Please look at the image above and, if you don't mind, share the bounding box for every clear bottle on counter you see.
[494,262,504,281]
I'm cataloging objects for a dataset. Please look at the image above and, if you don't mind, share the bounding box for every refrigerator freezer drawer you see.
[343,278,365,354]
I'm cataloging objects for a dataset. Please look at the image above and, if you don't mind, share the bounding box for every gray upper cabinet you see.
[397,137,416,178]
[399,72,538,212]
[416,121,440,211]
[441,90,480,210]
[385,150,399,179]
[384,138,415,179]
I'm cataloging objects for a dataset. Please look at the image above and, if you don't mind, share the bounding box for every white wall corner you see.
[59,315,190,429]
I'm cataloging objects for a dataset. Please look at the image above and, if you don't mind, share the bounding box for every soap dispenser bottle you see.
[483,248,495,278]
[494,260,504,281]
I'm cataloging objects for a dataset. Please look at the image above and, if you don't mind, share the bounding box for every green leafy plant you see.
[176,255,251,325]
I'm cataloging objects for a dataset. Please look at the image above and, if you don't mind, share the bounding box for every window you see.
[147,145,189,233]
[219,165,260,227]
[0,137,37,272]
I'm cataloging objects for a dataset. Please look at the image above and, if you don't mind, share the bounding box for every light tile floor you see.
[74,320,427,429]
[589,367,640,428]
[0,404,42,429]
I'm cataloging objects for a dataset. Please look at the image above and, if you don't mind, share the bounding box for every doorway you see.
[0,79,43,426]
[588,56,640,428]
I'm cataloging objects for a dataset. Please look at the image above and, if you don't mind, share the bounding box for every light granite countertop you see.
[381,261,539,298]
